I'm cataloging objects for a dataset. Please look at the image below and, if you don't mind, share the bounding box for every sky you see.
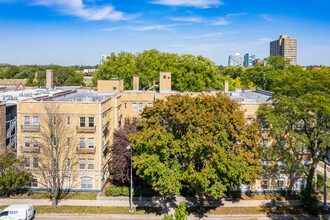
[0,0,330,66]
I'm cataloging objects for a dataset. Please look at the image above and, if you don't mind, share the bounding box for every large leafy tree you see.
[130,93,263,210]
[0,152,32,197]
[93,50,222,92]
[258,68,330,199]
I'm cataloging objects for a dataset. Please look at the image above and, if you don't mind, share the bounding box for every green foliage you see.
[317,173,324,190]
[133,187,155,197]
[93,50,222,92]
[26,189,34,196]
[163,214,174,220]
[300,189,319,215]
[105,186,129,196]
[257,68,330,198]
[180,187,196,197]
[64,73,85,86]
[130,93,263,207]
[0,153,32,197]
[175,201,188,220]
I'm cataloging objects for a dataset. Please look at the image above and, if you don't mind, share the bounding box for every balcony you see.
[21,125,40,132]
[77,147,96,154]
[103,141,109,152]
[76,126,96,134]
[21,146,40,153]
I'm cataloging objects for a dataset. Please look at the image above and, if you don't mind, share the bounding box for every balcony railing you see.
[21,125,40,132]
[103,141,109,152]
[103,121,110,131]
[77,147,96,154]
[21,146,40,153]
[76,126,96,134]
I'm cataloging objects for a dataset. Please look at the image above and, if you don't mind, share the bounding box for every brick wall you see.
[0,102,6,154]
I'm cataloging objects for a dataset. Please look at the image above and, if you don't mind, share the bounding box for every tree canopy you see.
[92,50,223,92]
[130,93,263,208]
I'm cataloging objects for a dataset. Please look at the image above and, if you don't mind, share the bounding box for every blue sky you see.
[0,0,330,66]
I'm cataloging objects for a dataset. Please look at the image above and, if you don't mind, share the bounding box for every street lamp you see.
[126,145,133,213]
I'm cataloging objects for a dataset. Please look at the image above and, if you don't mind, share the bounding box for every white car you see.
[0,204,34,220]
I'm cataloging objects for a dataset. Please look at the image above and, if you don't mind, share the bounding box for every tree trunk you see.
[198,192,204,213]
[51,190,57,210]
[306,164,316,195]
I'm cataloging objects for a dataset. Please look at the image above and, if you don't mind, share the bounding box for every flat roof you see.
[45,90,118,103]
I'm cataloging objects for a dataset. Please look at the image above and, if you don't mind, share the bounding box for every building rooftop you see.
[44,90,118,103]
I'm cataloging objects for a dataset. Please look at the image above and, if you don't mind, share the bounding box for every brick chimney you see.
[46,70,54,89]
[224,80,229,94]
[133,76,139,90]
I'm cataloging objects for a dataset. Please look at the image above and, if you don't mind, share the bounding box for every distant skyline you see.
[0,0,330,66]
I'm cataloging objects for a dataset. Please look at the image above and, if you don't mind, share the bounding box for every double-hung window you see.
[33,158,38,168]
[88,159,94,170]
[32,137,39,148]
[88,138,94,149]
[24,116,30,127]
[80,117,86,127]
[147,103,153,107]
[132,103,137,112]
[138,103,143,112]
[32,116,39,127]
[79,138,85,148]
[79,159,85,169]
[24,158,30,168]
[262,118,269,130]
[81,178,93,189]
[88,117,94,128]
[24,137,30,147]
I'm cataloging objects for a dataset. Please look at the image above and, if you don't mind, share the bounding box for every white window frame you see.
[88,117,94,128]
[24,116,30,127]
[87,138,94,149]
[276,179,285,190]
[24,158,30,168]
[33,158,38,168]
[24,137,30,148]
[88,159,94,170]
[79,159,85,169]
[138,103,143,112]
[80,117,86,128]
[295,178,307,190]
[32,116,39,127]
[79,138,85,148]
[132,103,137,112]
[147,103,153,107]
[262,118,269,130]
[31,176,38,188]
[32,137,39,148]
[261,180,269,190]
[81,178,93,189]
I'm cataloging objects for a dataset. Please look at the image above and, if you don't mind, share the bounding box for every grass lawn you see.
[233,193,300,201]
[9,192,98,200]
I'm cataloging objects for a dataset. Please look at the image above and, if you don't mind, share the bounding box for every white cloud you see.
[263,14,275,22]
[210,17,229,26]
[252,38,273,45]
[149,0,223,9]
[33,0,134,21]
[181,32,224,39]
[102,25,173,32]
[226,12,248,17]
[170,16,203,22]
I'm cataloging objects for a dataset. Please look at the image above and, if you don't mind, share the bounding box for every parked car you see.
[0,204,34,220]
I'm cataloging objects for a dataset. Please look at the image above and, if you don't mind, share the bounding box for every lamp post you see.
[127,145,133,213]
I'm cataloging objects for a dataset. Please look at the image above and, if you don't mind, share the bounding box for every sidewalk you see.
[0,198,300,207]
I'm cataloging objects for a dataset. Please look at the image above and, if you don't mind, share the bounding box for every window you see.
[79,138,85,148]
[32,116,39,127]
[138,103,143,112]
[262,139,269,148]
[261,180,268,190]
[24,137,30,147]
[277,179,285,190]
[124,103,127,110]
[67,117,70,126]
[262,160,268,171]
[32,137,39,148]
[53,117,56,126]
[66,159,70,168]
[88,159,94,170]
[24,158,30,168]
[296,179,307,190]
[88,138,94,149]
[81,178,93,189]
[278,160,285,171]
[88,117,94,128]
[24,116,30,126]
[304,160,310,170]
[132,103,137,112]
[67,138,70,147]
[247,118,253,124]
[80,117,86,127]
[79,159,85,169]
[163,75,166,79]
[33,158,38,168]
[262,118,269,130]
[147,103,153,107]
[31,177,38,187]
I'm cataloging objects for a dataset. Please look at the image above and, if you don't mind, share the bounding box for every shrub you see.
[175,201,188,220]
[317,173,324,190]
[134,187,154,197]
[105,186,129,196]
[163,214,173,220]
[26,189,33,196]
[180,187,196,197]
[300,189,319,215]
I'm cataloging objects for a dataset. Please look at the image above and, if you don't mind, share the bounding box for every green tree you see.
[257,68,330,209]
[175,201,188,220]
[64,73,85,86]
[0,65,20,79]
[0,152,32,197]
[130,93,263,211]
[92,50,222,92]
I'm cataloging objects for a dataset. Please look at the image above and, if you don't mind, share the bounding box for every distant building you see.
[243,53,255,67]
[253,59,264,66]
[228,53,243,66]
[270,35,297,65]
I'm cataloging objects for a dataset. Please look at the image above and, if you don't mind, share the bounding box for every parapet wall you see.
[0,79,27,86]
